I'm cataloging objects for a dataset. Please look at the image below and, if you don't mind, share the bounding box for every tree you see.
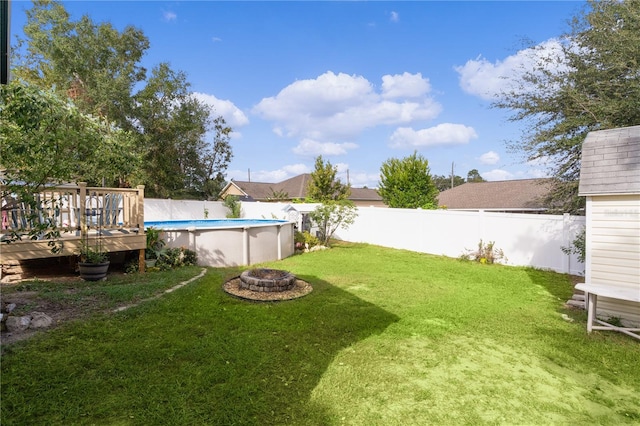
[432,174,465,192]
[134,63,211,198]
[305,156,356,245]
[1,81,139,189]
[14,0,148,129]
[378,151,438,209]
[308,201,358,247]
[466,169,485,183]
[13,0,234,197]
[1,80,140,244]
[493,0,640,213]
[306,156,350,202]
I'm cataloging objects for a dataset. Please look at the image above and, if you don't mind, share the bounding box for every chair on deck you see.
[102,193,123,227]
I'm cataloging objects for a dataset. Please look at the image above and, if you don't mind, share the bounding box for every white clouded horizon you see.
[293,139,359,156]
[482,169,514,181]
[381,72,431,99]
[192,92,249,128]
[390,123,477,149]
[479,150,500,165]
[228,163,311,183]
[455,39,566,100]
[252,71,441,142]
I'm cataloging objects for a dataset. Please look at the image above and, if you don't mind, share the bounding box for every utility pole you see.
[248,168,251,182]
[450,162,454,189]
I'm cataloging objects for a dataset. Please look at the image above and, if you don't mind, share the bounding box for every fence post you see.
[78,182,87,241]
[137,185,145,273]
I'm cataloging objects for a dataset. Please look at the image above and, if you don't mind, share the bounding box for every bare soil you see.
[1,259,128,347]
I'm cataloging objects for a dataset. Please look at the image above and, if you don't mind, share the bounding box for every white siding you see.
[586,195,640,326]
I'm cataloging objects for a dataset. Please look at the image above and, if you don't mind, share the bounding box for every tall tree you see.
[466,169,485,183]
[202,116,233,200]
[493,0,640,213]
[378,151,438,209]
[12,0,234,197]
[306,156,350,202]
[14,0,148,128]
[432,174,465,192]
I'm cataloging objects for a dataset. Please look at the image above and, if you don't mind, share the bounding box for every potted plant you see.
[145,227,166,268]
[78,232,110,281]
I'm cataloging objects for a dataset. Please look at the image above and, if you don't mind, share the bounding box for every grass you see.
[1,242,639,425]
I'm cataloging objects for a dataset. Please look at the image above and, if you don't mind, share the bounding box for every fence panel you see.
[143,200,585,274]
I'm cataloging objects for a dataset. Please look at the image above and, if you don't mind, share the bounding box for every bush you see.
[561,228,585,263]
[155,247,198,271]
[294,231,321,251]
[460,240,507,265]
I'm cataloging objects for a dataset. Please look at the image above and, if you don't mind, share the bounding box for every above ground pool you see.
[145,219,295,267]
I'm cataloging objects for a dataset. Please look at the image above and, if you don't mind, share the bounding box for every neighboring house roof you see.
[349,187,382,202]
[221,174,383,203]
[579,125,640,196]
[437,178,552,211]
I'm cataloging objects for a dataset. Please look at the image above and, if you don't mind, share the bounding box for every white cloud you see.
[212,37,222,43]
[478,151,500,165]
[389,123,477,149]
[348,171,380,188]
[482,169,515,181]
[253,71,441,142]
[192,92,249,127]
[162,11,177,22]
[381,72,431,99]
[390,11,399,23]
[293,139,358,156]
[228,163,311,183]
[455,39,566,100]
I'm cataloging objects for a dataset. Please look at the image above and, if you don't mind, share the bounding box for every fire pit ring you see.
[239,268,296,293]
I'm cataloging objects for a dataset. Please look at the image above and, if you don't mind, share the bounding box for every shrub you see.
[460,240,507,265]
[294,231,321,251]
[156,247,198,271]
[561,228,585,263]
[224,195,242,218]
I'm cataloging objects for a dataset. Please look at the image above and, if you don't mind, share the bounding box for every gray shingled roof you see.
[578,125,640,195]
[437,179,552,210]
[229,174,382,202]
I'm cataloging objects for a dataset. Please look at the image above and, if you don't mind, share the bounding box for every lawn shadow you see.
[0,272,399,425]
[201,273,400,424]
[525,267,577,305]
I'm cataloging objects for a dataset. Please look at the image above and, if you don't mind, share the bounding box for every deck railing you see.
[1,183,144,236]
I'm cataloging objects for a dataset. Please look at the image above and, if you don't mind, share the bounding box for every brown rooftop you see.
[437,178,552,211]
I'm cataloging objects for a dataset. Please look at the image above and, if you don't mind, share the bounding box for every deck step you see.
[571,294,585,302]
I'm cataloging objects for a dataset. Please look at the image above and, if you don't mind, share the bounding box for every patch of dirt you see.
[1,259,127,348]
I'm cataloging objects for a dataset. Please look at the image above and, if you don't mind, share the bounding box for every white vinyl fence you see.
[144,199,585,275]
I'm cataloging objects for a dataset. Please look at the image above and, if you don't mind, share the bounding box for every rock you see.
[5,303,17,314]
[30,312,53,329]
[5,315,31,332]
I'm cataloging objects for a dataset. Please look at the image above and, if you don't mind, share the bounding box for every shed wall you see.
[586,195,640,325]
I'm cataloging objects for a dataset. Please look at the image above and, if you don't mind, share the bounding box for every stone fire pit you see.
[223,268,312,301]
[240,268,296,292]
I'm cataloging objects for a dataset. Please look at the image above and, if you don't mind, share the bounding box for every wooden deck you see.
[1,183,146,263]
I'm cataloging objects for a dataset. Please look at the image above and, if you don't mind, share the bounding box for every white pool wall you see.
[159,221,295,267]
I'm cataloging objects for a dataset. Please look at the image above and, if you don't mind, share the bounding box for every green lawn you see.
[2,242,639,425]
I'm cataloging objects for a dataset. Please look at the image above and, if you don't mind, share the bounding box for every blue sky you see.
[9,1,585,188]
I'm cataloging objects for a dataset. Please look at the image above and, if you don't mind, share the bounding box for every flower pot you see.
[78,261,110,281]
[145,259,157,268]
